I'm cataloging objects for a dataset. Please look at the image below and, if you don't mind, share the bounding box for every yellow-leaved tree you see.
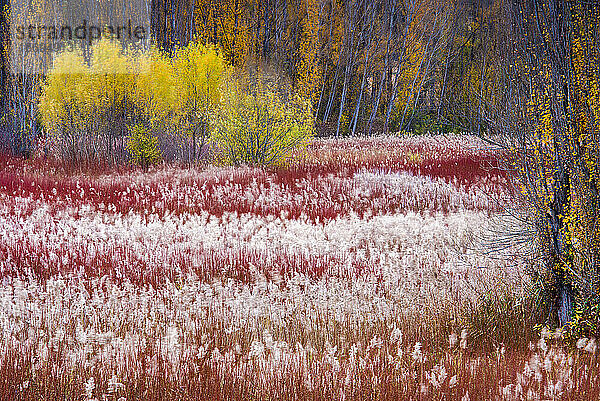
[194,0,251,67]
[39,40,137,166]
[495,1,600,334]
[126,124,161,171]
[87,40,136,165]
[172,42,227,164]
[134,47,178,133]
[40,39,230,168]
[38,49,91,164]
[296,0,322,105]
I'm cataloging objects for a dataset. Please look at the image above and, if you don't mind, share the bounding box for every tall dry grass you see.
[1,135,597,400]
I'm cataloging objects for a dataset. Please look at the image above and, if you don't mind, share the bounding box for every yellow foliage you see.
[392,34,426,125]
[126,123,161,170]
[134,47,178,128]
[296,0,322,104]
[39,38,228,165]
[38,49,90,139]
[515,4,600,332]
[172,42,227,161]
[39,34,310,168]
[213,73,314,167]
[39,40,136,163]
[194,0,251,67]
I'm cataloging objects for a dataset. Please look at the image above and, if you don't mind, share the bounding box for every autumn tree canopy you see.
[148,0,500,136]
[0,0,507,146]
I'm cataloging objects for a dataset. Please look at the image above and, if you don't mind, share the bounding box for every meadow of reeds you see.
[1,134,599,400]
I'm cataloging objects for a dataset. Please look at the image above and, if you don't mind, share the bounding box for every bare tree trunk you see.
[335,60,352,137]
[488,0,593,327]
[323,51,343,123]
[351,7,374,136]
[0,0,7,128]
[367,1,395,135]
[334,6,358,136]
[549,145,573,327]
[316,63,328,120]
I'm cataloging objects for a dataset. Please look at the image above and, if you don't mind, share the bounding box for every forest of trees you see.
[151,0,501,136]
[1,0,502,150]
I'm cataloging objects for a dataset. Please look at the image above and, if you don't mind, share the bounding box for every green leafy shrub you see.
[213,73,314,167]
[125,124,161,171]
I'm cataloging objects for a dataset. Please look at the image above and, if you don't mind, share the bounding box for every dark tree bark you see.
[529,0,574,327]
[0,0,8,124]
[151,0,196,51]
[490,0,600,327]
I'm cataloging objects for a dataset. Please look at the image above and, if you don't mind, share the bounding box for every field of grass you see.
[1,134,599,400]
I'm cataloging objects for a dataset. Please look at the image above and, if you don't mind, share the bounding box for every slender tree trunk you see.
[335,3,360,137]
[192,130,196,164]
[396,7,443,133]
[548,157,572,327]
[368,0,395,135]
[316,63,328,120]
[323,51,343,123]
[335,59,352,137]
[0,0,7,124]
[351,9,374,136]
